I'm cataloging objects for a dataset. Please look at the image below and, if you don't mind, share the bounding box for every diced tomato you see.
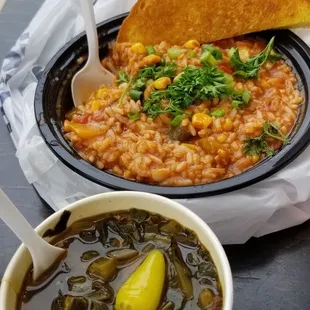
[219,65,233,74]
[73,114,89,124]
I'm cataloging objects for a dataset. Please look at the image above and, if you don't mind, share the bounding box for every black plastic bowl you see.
[34,13,310,198]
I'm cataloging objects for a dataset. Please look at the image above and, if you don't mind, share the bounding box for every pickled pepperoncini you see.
[115,250,165,310]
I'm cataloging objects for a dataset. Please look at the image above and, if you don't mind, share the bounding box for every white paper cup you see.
[0,191,233,309]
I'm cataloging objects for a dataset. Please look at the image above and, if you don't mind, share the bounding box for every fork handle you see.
[80,0,100,66]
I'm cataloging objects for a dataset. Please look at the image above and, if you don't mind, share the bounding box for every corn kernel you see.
[260,80,271,89]
[184,40,200,49]
[251,155,260,164]
[223,118,233,131]
[91,100,100,111]
[124,170,132,179]
[192,113,212,129]
[97,88,108,98]
[217,134,227,143]
[181,143,197,150]
[280,126,288,135]
[153,77,172,90]
[143,54,161,66]
[131,43,146,54]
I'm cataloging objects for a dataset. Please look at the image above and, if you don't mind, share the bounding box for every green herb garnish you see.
[210,108,225,118]
[129,89,143,101]
[128,112,140,120]
[143,65,234,119]
[171,114,185,127]
[229,37,282,79]
[142,90,183,119]
[202,44,223,60]
[117,71,129,85]
[132,78,147,91]
[244,137,275,157]
[119,76,133,105]
[269,49,283,62]
[231,89,252,109]
[262,122,288,142]
[244,121,288,156]
[155,62,177,79]
[167,65,234,103]
[132,62,177,93]
[146,45,156,55]
[200,51,217,67]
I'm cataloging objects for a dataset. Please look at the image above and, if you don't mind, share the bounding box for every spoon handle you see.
[0,189,65,282]
[0,189,45,253]
[80,0,100,65]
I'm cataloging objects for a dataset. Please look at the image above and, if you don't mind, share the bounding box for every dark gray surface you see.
[1,1,310,309]
[0,0,42,55]
[0,0,53,280]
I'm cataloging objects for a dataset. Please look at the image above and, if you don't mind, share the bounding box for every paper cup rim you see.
[0,191,233,309]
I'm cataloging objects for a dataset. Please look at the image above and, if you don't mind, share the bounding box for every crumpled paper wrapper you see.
[0,0,310,244]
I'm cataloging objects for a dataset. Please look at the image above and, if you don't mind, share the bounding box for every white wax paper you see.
[1,0,310,244]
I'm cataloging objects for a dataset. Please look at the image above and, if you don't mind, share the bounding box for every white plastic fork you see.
[71,0,114,107]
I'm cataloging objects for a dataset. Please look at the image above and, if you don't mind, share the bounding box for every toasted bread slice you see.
[117,0,310,45]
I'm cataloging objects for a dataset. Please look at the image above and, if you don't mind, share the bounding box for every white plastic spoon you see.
[71,0,114,107]
[0,189,66,283]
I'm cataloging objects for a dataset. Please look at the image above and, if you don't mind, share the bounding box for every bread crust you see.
[117,0,310,45]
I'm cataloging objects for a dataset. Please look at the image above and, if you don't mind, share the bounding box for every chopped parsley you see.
[119,76,133,105]
[131,61,177,93]
[120,62,177,105]
[262,122,288,142]
[244,137,275,157]
[229,37,283,79]
[143,65,234,119]
[117,71,129,85]
[117,38,281,126]
[138,62,177,81]
[244,122,288,156]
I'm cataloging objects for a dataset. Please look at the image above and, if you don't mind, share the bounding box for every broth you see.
[20,209,223,310]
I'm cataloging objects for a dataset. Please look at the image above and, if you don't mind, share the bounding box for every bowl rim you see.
[0,191,233,310]
[34,13,310,198]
